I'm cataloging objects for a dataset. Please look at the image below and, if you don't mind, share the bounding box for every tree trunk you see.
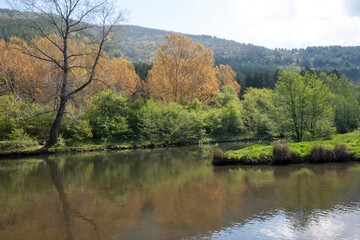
[49,161,73,240]
[48,34,69,146]
[48,97,67,145]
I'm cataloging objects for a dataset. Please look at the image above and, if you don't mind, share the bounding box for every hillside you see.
[1,8,360,82]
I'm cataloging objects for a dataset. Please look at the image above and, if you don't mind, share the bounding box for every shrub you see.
[309,145,331,163]
[212,148,227,165]
[310,144,352,163]
[59,118,93,140]
[272,143,292,164]
[0,128,37,152]
[0,139,38,152]
[137,101,204,144]
[52,135,67,148]
[137,100,163,144]
[203,102,244,136]
[333,144,352,162]
[8,128,31,140]
[85,91,130,140]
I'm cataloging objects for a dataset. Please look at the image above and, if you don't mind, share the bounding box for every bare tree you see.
[7,0,125,145]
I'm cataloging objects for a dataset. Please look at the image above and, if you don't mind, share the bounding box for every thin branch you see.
[15,45,63,70]
[66,35,107,97]
[93,78,112,88]
[20,5,65,49]
[28,108,57,119]
[68,1,107,28]
[64,111,76,121]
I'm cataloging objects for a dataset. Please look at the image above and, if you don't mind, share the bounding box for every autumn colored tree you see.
[215,64,240,92]
[8,0,125,145]
[0,38,53,103]
[146,33,219,103]
[96,58,141,96]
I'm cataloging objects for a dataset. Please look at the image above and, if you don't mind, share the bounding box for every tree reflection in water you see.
[1,146,360,240]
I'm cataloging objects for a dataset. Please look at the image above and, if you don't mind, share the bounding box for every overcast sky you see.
[1,0,360,49]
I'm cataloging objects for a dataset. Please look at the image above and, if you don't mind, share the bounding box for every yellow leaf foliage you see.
[146,33,220,103]
[216,64,240,92]
[0,36,139,106]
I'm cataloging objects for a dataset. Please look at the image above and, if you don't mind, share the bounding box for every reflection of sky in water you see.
[2,148,360,240]
[206,203,360,240]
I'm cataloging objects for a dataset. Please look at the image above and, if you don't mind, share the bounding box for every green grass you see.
[1,132,266,156]
[0,139,39,153]
[214,131,360,165]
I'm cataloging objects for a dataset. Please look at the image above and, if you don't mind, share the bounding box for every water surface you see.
[1,143,360,240]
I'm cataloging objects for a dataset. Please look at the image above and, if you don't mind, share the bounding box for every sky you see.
[1,0,360,49]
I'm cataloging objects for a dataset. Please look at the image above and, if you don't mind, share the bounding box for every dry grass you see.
[308,144,351,163]
[272,143,292,164]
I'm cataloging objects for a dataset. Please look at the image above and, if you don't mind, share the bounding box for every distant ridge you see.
[1,8,360,82]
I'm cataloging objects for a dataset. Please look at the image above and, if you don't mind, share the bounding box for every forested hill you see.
[114,25,271,63]
[1,8,360,82]
[116,25,360,82]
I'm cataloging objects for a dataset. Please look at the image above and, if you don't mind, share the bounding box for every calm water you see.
[1,143,360,240]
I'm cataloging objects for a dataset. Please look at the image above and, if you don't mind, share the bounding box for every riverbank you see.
[212,131,360,165]
[0,135,274,159]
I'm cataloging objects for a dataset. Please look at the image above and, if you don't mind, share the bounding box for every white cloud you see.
[233,0,360,48]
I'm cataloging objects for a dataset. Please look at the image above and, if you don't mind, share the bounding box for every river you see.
[1,143,360,240]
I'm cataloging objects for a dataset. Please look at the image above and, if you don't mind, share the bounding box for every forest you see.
[1,29,360,152]
[2,8,360,83]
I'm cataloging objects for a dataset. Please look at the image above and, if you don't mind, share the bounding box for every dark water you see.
[1,143,360,240]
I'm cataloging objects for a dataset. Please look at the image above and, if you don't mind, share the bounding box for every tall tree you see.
[146,33,219,103]
[274,71,333,141]
[8,0,125,145]
[215,64,240,92]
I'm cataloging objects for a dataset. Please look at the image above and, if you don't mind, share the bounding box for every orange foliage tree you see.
[215,64,241,92]
[96,58,141,97]
[1,36,140,107]
[8,0,125,145]
[0,38,53,103]
[146,33,220,103]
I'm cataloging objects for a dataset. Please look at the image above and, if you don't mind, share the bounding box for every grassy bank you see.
[213,131,360,165]
[0,134,272,159]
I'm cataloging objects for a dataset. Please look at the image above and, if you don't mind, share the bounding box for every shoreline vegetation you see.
[1,33,360,160]
[0,135,274,159]
[212,131,360,166]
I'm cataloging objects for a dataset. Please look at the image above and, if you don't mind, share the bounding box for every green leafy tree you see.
[85,91,130,140]
[319,72,360,133]
[242,88,276,135]
[204,85,244,136]
[274,71,333,141]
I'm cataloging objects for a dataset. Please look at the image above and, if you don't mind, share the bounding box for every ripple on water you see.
[204,203,360,240]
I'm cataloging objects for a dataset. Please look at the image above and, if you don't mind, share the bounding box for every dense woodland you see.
[1,32,360,148]
[2,8,360,83]
[0,8,360,149]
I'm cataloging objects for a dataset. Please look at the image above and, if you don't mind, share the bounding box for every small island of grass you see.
[212,131,360,165]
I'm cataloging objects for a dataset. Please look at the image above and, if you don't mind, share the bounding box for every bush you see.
[0,139,38,152]
[52,135,67,148]
[242,88,276,135]
[0,95,25,140]
[309,144,352,163]
[272,143,292,164]
[333,144,352,162]
[21,109,54,139]
[203,102,244,136]
[137,101,204,144]
[85,91,130,140]
[161,103,203,142]
[137,100,163,144]
[59,118,93,140]
[0,128,37,152]
[309,145,331,163]
[212,148,228,165]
